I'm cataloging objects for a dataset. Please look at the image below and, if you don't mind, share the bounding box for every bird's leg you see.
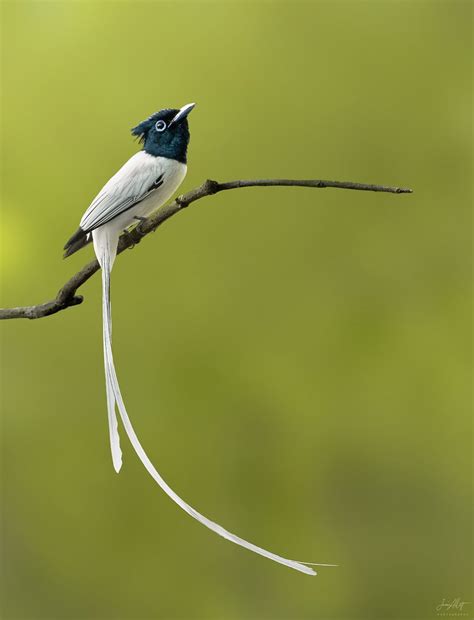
[121,228,136,250]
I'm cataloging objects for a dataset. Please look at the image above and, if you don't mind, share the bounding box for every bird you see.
[64,104,332,576]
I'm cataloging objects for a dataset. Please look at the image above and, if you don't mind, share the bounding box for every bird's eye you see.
[155,120,167,132]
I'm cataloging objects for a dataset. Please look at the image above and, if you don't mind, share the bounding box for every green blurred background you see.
[0,1,472,618]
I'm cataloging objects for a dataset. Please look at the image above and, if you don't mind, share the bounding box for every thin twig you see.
[0,177,412,320]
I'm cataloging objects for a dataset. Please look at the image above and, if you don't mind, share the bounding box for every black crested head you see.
[131,103,195,163]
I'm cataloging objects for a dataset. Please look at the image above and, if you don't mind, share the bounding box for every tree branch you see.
[0,177,412,320]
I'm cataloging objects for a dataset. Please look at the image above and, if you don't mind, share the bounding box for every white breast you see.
[134,156,187,219]
[99,154,187,235]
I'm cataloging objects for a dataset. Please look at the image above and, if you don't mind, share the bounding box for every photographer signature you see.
[436,598,471,615]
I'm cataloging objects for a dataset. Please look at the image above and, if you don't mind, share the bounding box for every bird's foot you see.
[176,194,187,208]
[121,228,136,249]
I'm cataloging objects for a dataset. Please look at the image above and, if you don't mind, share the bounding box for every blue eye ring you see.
[155,120,167,132]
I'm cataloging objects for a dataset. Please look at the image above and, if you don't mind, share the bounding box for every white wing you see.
[80,152,164,232]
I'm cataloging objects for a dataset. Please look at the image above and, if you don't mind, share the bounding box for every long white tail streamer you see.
[96,233,328,576]
[101,240,122,473]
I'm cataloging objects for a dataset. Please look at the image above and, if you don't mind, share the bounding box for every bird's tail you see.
[94,229,327,576]
[105,342,319,575]
[93,228,123,473]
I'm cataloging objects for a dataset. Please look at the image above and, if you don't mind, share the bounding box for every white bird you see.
[64,104,333,576]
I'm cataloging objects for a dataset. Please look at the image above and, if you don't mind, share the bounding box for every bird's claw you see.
[121,228,136,249]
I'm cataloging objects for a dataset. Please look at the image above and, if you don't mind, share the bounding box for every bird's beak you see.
[169,102,196,126]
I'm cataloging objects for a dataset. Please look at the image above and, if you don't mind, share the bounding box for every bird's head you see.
[131,103,195,163]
